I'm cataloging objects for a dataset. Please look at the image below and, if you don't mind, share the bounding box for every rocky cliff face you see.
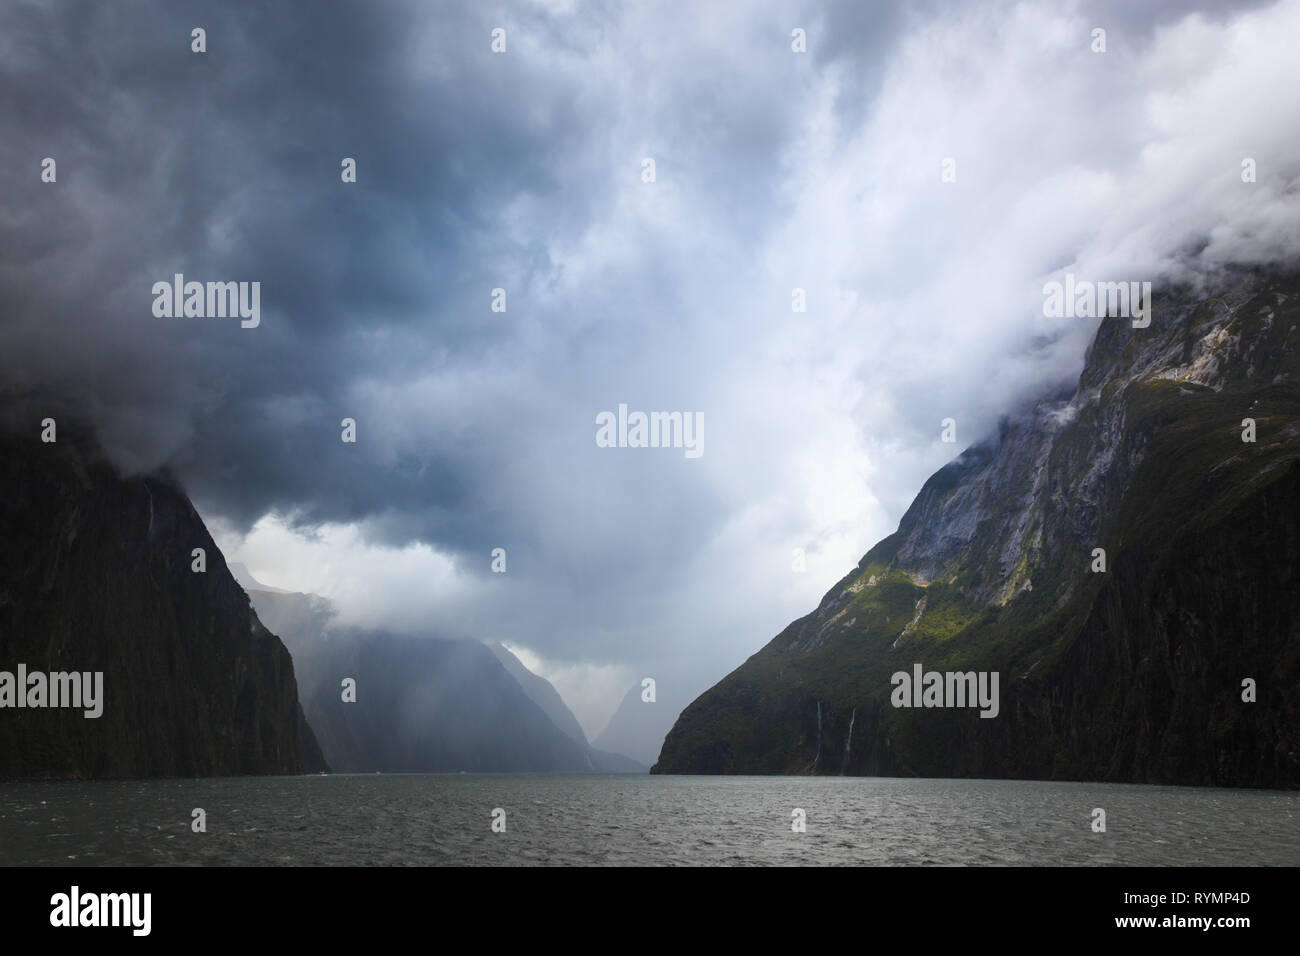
[0,417,326,777]
[654,266,1300,786]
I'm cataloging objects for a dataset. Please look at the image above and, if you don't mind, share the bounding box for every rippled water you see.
[2,774,1297,866]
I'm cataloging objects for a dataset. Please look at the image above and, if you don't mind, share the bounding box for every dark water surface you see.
[2,774,1297,866]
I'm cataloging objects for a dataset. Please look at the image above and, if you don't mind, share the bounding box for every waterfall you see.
[841,707,856,774]
[810,700,822,773]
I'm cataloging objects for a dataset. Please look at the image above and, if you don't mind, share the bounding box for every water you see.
[2,774,1297,866]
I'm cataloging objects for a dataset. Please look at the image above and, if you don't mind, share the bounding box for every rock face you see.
[655,266,1300,787]
[0,419,326,778]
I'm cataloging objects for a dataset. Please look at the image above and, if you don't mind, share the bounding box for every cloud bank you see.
[3,0,1299,724]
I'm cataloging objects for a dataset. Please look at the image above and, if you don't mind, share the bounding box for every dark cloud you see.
[3,0,1299,726]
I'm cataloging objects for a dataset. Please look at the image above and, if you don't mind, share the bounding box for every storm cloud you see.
[3,0,1299,733]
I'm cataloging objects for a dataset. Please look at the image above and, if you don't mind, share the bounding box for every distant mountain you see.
[246,587,615,772]
[483,642,648,773]
[0,414,325,778]
[294,628,592,773]
[485,642,590,748]
[593,680,688,769]
[655,266,1300,786]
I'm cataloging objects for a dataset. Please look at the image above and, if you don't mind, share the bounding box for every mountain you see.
[655,265,1300,787]
[485,642,589,748]
[244,586,604,772]
[593,681,689,769]
[0,413,326,778]
[482,641,648,772]
[290,629,594,773]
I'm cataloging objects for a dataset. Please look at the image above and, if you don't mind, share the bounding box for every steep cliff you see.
[655,266,1300,786]
[0,417,326,777]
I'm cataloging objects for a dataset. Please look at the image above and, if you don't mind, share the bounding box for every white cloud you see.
[193,0,1300,715]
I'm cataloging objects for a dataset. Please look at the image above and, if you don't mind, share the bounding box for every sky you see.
[3,0,1299,737]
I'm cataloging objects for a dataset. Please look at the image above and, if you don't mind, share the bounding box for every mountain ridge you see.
[654,265,1300,786]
